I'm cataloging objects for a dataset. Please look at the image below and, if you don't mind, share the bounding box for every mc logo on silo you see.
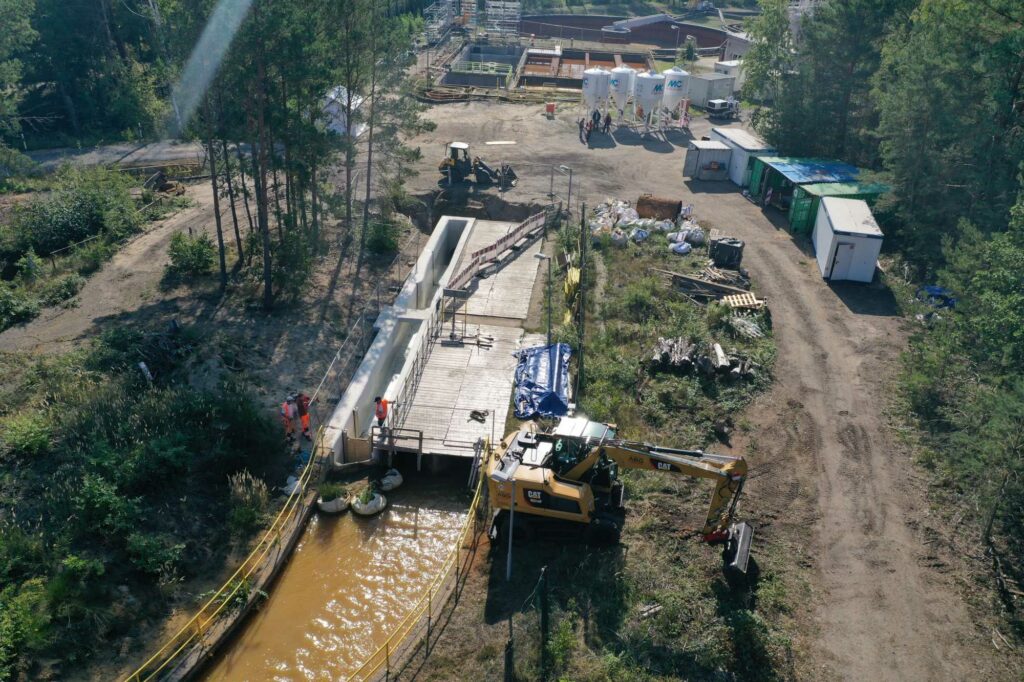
[654,85,664,93]
[669,80,683,88]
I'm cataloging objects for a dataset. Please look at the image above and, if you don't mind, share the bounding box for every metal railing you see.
[347,467,487,681]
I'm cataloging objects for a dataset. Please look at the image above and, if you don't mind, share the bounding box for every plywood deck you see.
[453,219,543,321]
[392,219,547,458]
[398,326,546,458]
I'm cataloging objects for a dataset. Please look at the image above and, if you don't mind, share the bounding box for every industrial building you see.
[812,197,883,283]
[687,72,736,108]
[709,127,774,187]
[442,43,525,89]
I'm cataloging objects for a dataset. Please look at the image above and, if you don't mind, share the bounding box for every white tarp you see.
[322,86,367,139]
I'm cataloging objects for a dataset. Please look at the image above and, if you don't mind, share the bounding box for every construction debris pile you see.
[588,197,699,250]
[651,337,760,381]
[656,266,768,311]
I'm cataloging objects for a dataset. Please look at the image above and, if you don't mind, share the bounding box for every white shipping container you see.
[687,73,735,108]
[710,127,774,187]
[683,140,732,181]
[812,197,883,283]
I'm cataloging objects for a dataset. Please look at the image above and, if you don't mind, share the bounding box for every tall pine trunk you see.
[236,143,255,237]
[256,56,274,310]
[220,138,244,264]
[205,128,228,291]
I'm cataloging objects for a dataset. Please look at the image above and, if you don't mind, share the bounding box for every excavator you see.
[486,417,754,577]
[438,141,518,188]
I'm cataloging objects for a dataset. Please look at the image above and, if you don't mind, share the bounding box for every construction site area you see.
[3,4,1021,682]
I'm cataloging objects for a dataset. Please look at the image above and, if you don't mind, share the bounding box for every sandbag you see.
[379,468,404,492]
[669,242,692,255]
[352,492,388,516]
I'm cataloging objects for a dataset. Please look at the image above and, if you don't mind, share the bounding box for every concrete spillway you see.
[201,474,468,680]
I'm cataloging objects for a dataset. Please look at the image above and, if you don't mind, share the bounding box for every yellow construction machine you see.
[486,417,754,576]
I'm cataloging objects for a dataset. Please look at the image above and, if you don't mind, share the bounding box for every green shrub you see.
[167,232,216,276]
[39,273,86,306]
[228,470,270,537]
[1,414,51,458]
[319,482,348,502]
[12,165,139,256]
[0,283,39,331]
[15,249,41,283]
[366,220,400,254]
[0,578,51,679]
[71,239,117,275]
[126,532,185,576]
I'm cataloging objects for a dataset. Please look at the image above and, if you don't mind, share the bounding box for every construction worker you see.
[374,396,389,429]
[296,392,312,442]
[602,111,612,134]
[280,395,298,443]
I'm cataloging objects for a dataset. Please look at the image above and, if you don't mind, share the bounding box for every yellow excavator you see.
[486,417,754,576]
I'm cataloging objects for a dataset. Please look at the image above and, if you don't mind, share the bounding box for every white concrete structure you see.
[812,197,883,283]
[710,127,774,187]
[325,215,546,466]
[687,73,735,108]
[714,60,745,93]
[633,70,665,121]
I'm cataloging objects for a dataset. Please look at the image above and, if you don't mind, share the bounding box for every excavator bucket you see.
[723,521,754,576]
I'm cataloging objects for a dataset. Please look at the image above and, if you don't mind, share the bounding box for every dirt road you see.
[406,102,1001,679]
[0,184,220,353]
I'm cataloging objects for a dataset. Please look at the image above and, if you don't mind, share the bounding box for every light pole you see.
[672,25,680,55]
[558,164,573,218]
[534,253,552,346]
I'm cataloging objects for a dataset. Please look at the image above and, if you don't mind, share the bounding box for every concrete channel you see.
[193,213,549,679]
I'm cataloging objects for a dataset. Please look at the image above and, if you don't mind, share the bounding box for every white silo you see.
[609,66,635,115]
[661,67,690,111]
[633,71,666,126]
[581,67,611,112]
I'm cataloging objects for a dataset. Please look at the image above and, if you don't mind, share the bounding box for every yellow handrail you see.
[346,471,485,681]
[124,426,325,682]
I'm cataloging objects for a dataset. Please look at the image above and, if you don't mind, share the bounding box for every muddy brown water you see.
[201,473,469,681]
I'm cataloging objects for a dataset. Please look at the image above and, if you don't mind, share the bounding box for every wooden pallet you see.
[721,292,767,310]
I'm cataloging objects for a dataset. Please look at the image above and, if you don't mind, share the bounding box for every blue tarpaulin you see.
[757,157,861,185]
[513,343,571,419]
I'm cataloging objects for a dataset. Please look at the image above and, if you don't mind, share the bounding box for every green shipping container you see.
[787,182,890,234]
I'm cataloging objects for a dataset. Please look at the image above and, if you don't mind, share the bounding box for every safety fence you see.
[347,466,488,681]
[449,211,549,292]
[124,237,417,681]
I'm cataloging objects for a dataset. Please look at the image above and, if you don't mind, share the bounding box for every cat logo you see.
[654,461,675,472]
[526,489,544,505]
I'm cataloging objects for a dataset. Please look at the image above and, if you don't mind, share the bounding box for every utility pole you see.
[578,204,587,398]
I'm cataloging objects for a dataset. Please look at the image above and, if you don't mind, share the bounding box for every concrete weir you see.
[326,214,546,467]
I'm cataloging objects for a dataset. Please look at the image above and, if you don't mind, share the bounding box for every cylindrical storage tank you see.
[581,67,611,110]
[609,66,635,111]
[634,70,666,114]
[661,67,690,110]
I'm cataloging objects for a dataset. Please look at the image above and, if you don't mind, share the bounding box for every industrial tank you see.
[633,70,666,115]
[581,67,611,110]
[661,66,690,110]
[609,66,635,111]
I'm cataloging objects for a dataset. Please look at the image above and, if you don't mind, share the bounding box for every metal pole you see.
[546,258,552,347]
[506,480,515,581]
[539,566,550,681]
[567,168,573,218]
[549,166,555,198]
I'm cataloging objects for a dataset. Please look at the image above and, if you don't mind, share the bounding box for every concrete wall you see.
[325,216,476,466]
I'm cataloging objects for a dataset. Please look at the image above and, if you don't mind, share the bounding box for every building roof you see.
[716,60,742,67]
[691,140,731,151]
[800,182,890,197]
[711,127,772,152]
[821,197,883,238]
[757,156,860,184]
[692,72,734,81]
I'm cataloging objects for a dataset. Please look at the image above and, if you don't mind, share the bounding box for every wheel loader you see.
[486,417,754,577]
[438,141,518,188]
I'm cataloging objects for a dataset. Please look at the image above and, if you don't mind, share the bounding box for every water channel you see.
[202,470,469,681]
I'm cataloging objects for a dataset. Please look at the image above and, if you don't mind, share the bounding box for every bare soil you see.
[398,101,1021,680]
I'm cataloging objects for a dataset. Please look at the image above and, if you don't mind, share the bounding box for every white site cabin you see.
[812,197,883,283]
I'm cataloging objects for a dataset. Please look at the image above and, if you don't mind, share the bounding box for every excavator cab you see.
[439,142,472,184]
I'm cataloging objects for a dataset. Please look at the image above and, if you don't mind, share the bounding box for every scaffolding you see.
[483,0,520,39]
[460,0,477,31]
[424,0,457,45]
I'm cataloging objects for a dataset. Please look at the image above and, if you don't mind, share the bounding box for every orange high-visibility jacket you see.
[375,399,388,420]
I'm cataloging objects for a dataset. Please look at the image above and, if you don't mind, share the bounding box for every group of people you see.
[578,109,613,144]
[279,393,390,446]
[280,392,313,444]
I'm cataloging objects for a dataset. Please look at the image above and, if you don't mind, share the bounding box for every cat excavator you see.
[438,141,518,187]
[486,417,754,576]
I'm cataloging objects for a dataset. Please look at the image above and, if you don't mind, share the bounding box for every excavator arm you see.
[593,443,746,538]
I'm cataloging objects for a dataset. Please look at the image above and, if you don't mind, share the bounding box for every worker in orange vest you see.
[296,392,312,442]
[374,396,388,429]
[280,395,298,443]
